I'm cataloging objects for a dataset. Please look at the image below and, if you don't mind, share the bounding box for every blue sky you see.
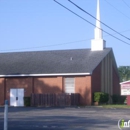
[0,0,130,66]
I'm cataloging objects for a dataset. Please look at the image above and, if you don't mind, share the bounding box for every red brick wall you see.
[34,77,63,94]
[0,78,5,105]
[91,63,102,93]
[31,76,92,105]
[113,67,120,95]
[75,76,91,105]
[0,76,92,106]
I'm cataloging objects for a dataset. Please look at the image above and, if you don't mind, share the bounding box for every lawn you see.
[101,104,130,109]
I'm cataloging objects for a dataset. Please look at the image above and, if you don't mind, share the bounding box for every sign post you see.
[4,100,8,130]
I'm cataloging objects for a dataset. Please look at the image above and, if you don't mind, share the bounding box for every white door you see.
[10,88,24,106]
[10,89,17,106]
[17,89,24,106]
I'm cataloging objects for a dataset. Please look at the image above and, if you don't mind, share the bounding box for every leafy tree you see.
[118,66,130,82]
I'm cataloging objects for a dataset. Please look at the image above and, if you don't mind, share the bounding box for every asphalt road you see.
[0,106,130,130]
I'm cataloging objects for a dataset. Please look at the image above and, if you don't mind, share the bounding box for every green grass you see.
[100,104,130,109]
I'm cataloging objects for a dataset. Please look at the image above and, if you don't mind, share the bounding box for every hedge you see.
[111,94,126,104]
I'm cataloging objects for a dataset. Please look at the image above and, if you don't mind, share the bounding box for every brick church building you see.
[0,0,120,106]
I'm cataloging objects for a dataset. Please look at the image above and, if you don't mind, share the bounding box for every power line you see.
[68,0,130,41]
[104,29,130,37]
[122,0,130,9]
[54,0,130,46]
[104,0,130,20]
[1,1,130,52]
[0,39,87,52]
[1,29,130,52]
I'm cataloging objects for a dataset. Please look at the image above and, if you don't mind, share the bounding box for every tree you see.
[118,66,130,82]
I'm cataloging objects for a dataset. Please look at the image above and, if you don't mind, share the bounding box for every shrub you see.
[93,92,109,104]
[24,97,31,106]
[111,94,126,104]
[101,93,109,103]
[111,94,118,104]
[119,96,126,104]
[93,92,101,102]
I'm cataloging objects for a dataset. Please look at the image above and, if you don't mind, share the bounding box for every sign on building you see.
[121,84,130,95]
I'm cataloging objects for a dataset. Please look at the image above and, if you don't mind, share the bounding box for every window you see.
[64,78,75,93]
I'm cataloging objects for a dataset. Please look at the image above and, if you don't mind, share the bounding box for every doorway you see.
[10,88,24,106]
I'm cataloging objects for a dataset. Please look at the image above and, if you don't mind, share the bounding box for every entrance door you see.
[10,89,17,106]
[10,88,24,106]
[17,89,24,106]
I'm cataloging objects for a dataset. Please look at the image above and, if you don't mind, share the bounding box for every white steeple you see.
[91,0,106,51]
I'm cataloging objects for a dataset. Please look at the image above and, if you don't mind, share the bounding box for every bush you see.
[24,97,31,106]
[111,94,118,104]
[111,94,126,104]
[101,93,109,103]
[93,92,109,104]
[120,96,126,104]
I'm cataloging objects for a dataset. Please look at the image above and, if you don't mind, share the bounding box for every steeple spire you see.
[91,0,106,51]
[96,0,101,30]
[95,0,102,39]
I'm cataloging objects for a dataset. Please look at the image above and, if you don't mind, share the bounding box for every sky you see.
[0,0,130,66]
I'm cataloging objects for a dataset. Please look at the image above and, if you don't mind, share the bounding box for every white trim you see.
[120,80,130,84]
[0,73,91,77]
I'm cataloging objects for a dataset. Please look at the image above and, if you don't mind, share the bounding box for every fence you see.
[31,93,80,107]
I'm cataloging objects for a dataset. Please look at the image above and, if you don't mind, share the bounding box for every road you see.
[0,106,130,130]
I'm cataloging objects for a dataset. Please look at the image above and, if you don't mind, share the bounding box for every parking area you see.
[0,107,130,130]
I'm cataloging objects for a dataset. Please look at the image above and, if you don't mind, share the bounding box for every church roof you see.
[0,48,112,77]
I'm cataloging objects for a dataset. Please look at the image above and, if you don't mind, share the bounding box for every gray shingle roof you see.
[0,48,112,76]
